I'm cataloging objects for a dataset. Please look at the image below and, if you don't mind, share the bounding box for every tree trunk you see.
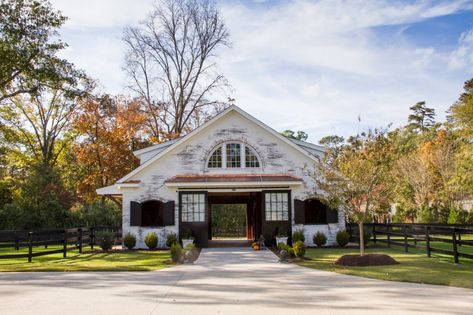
[358,221,365,256]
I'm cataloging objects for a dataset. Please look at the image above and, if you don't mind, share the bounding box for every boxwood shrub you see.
[123,232,136,250]
[144,232,158,250]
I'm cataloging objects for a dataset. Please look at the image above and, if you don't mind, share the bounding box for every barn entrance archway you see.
[207,192,262,247]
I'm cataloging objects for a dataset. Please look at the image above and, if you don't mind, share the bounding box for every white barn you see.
[97,105,345,248]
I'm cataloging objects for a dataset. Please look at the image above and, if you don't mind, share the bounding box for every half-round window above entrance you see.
[207,142,261,169]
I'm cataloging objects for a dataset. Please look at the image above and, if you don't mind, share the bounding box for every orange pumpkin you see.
[253,245,260,251]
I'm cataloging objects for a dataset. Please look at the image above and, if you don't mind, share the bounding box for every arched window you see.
[245,146,260,168]
[207,142,261,169]
[208,147,222,168]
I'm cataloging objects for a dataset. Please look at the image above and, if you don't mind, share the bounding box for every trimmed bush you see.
[293,240,306,257]
[123,232,136,250]
[336,230,350,247]
[144,232,158,250]
[166,233,178,248]
[277,242,294,257]
[183,228,194,239]
[292,229,305,243]
[313,231,327,247]
[171,243,183,263]
[97,231,114,251]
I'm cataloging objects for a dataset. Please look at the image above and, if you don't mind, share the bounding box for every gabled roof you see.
[133,138,181,157]
[118,105,322,183]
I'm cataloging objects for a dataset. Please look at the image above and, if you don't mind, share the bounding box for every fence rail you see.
[347,223,473,264]
[0,226,121,263]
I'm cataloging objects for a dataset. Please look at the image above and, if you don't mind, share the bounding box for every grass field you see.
[297,245,473,289]
[0,245,173,272]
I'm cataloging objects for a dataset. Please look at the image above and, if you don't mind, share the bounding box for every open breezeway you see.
[0,247,472,315]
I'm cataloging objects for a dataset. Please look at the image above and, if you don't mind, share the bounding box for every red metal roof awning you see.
[164,174,303,186]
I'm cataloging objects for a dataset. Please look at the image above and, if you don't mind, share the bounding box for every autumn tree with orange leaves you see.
[72,96,150,202]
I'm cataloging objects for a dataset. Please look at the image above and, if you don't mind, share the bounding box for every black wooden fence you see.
[0,226,122,263]
[347,223,473,263]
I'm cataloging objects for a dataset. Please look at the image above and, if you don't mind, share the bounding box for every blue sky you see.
[50,0,473,142]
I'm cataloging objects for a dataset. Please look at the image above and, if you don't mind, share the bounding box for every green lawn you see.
[0,245,173,272]
[297,245,473,289]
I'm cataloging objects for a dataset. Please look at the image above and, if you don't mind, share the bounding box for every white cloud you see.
[218,0,472,141]
[50,0,473,142]
[449,28,473,70]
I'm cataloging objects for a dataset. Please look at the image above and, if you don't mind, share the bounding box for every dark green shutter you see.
[294,199,305,224]
[163,201,175,226]
[130,201,142,226]
[326,208,338,223]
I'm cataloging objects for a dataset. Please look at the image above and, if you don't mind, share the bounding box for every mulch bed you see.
[335,254,399,267]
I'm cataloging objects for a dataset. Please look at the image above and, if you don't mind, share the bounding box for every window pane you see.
[181,193,206,222]
[245,146,260,168]
[226,143,241,168]
[265,192,289,221]
[208,147,222,168]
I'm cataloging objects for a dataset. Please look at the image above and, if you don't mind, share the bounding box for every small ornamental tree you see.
[317,128,393,256]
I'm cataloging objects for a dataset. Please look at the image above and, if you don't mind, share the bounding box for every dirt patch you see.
[335,254,399,267]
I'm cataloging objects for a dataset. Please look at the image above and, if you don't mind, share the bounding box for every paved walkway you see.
[0,248,472,315]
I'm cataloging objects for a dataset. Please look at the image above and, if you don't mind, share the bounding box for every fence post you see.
[452,228,459,264]
[28,232,33,263]
[403,225,408,252]
[426,226,431,258]
[63,230,67,258]
[90,227,94,251]
[14,232,19,251]
[387,224,391,248]
[458,231,462,247]
[372,224,377,245]
[78,228,83,254]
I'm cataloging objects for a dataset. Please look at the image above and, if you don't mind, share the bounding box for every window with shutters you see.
[181,193,206,222]
[130,200,175,227]
[294,198,338,224]
[265,192,289,221]
[141,200,164,226]
[304,199,327,224]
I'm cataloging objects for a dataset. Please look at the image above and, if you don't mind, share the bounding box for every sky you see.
[50,0,473,143]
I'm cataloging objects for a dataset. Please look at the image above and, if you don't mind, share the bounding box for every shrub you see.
[313,231,327,247]
[292,229,305,243]
[336,230,350,247]
[97,231,114,251]
[171,243,183,263]
[123,232,136,250]
[166,233,178,248]
[183,228,194,239]
[293,240,306,257]
[276,226,288,237]
[144,232,158,250]
[277,242,294,257]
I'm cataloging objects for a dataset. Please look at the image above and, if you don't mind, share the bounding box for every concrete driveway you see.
[0,248,472,315]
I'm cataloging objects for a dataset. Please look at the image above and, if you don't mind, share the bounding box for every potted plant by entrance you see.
[275,227,288,245]
[182,228,195,248]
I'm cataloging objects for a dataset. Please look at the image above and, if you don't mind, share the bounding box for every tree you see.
[281,130,308,141]
[0,86,81,168]
[407,101,436,133]
[123,0,230,141]
[0,0,85,104]
[72,95,149,201]
[319,135,344,165]
[448,78,473,197]
[317,129,393,256]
